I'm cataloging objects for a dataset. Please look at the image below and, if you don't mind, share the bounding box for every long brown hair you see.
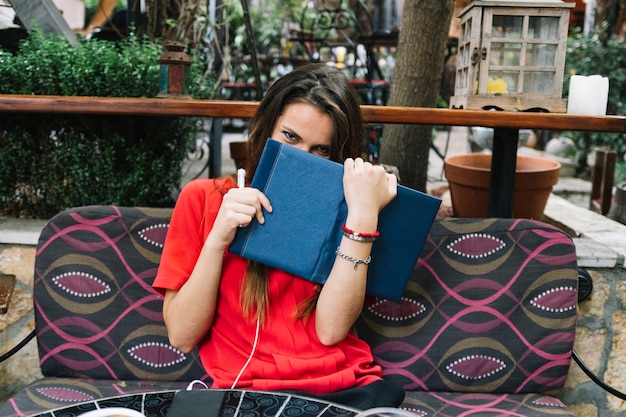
[240,63,364,324]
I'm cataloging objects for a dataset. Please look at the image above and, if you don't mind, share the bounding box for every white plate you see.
[78,408,145,417]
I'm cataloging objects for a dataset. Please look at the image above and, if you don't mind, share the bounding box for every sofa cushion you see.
[0,379,194,417]
[0,385,577,417]
[1,388,365,417]
[402,391,575,416]
[33,206,210,383]
[356,218,578,395]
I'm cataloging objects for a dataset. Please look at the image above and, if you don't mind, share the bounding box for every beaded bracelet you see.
[341,224,380,242]
[336,247,371,270]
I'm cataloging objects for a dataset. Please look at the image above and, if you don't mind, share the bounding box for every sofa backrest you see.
[355,217,579,395]
[34,207,578,395]
[34,205,209,382]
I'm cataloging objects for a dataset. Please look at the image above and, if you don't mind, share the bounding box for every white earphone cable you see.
[231,320,260,389]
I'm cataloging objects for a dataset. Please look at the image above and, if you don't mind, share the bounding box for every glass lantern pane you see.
[526,44,557,66]
[459,68,469,89]
[487,70,519,94]
[528,16,560,40]
[490,42,521,66]
[462,18,472,42]
[523,71,555,94]
[492,15,523,38]
[458,44,469,68]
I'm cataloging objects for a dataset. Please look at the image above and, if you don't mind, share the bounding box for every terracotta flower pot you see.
[444,153,561,219]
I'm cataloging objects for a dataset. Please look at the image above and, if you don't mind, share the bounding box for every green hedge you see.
[0,30,215,218]
[0,114,195,218]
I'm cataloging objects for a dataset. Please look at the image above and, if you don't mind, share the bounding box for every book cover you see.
[228,139,441,300]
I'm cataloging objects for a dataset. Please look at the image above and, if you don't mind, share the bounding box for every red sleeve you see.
[152,178,235,294]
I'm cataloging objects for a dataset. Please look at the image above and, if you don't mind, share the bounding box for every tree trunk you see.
[145,0,209,49]
[145,0,177,41]
[618,0,626,37]
[379,0,454,192]
[596,0,623,35]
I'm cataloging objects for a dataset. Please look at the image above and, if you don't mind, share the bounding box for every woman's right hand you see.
[206,187,273,249]
[163,185,270,353]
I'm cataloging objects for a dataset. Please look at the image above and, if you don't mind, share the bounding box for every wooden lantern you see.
[449,0,574,113]
[157,41,192,99]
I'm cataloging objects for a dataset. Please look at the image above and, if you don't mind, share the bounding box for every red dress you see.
[153,178,382,395]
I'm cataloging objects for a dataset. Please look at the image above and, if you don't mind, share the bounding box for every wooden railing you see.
[1,95,625,133]
[2,94,625,217]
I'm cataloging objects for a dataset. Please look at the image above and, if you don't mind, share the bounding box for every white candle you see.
[567,75,610,115]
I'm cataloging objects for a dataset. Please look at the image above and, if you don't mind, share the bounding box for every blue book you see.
[228,139,441,300]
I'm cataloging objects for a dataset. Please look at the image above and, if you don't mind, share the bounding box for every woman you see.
[153,63,403,409]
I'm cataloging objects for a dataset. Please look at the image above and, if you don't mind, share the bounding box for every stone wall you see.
[562,267,626,416]
[0,244,42,404]
[544,194,626,416]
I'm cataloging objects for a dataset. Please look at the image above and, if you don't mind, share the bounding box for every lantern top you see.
[459,0,574,16]
[468,0,574,3]
[158,40,192,66]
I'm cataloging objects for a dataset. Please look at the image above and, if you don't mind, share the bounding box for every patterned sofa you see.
[0,206,579,417]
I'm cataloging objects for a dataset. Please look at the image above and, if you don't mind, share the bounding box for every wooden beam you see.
[1,95,625,133]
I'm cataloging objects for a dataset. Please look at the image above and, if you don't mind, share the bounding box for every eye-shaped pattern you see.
[447,233,507,259]
[137,223,169,248]
[35,386,95,402]
[52,272,111,298]
[127,341,187,368]
[446,354,507,381]
[367,297,427,322]
[533,396,568,408]
[530,286,577,313]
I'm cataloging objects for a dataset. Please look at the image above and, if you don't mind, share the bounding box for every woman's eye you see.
[283,131,297,142]
[316,146,330,156]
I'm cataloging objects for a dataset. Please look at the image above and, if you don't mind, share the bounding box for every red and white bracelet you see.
[341,224,380,242]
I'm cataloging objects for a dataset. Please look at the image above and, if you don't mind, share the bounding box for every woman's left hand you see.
[315,158,397,345]
[342,158,397,217]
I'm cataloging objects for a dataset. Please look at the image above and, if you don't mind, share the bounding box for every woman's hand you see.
[206,187,273,250]
[315,158,397,345]
[163,185,271,353]
[342,158,398,219]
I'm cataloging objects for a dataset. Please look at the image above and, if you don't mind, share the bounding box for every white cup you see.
[78,408,145,417]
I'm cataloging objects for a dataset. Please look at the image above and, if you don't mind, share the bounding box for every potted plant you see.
[444,153,561,219]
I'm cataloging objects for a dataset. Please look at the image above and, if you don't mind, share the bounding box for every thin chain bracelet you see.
[335,247,371,270]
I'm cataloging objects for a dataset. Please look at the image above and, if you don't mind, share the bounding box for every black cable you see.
[572,350,626,401]
[577,267,593,303]
[0,329,36,363]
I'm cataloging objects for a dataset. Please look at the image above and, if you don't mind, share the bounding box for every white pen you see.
[237,168,246,189]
